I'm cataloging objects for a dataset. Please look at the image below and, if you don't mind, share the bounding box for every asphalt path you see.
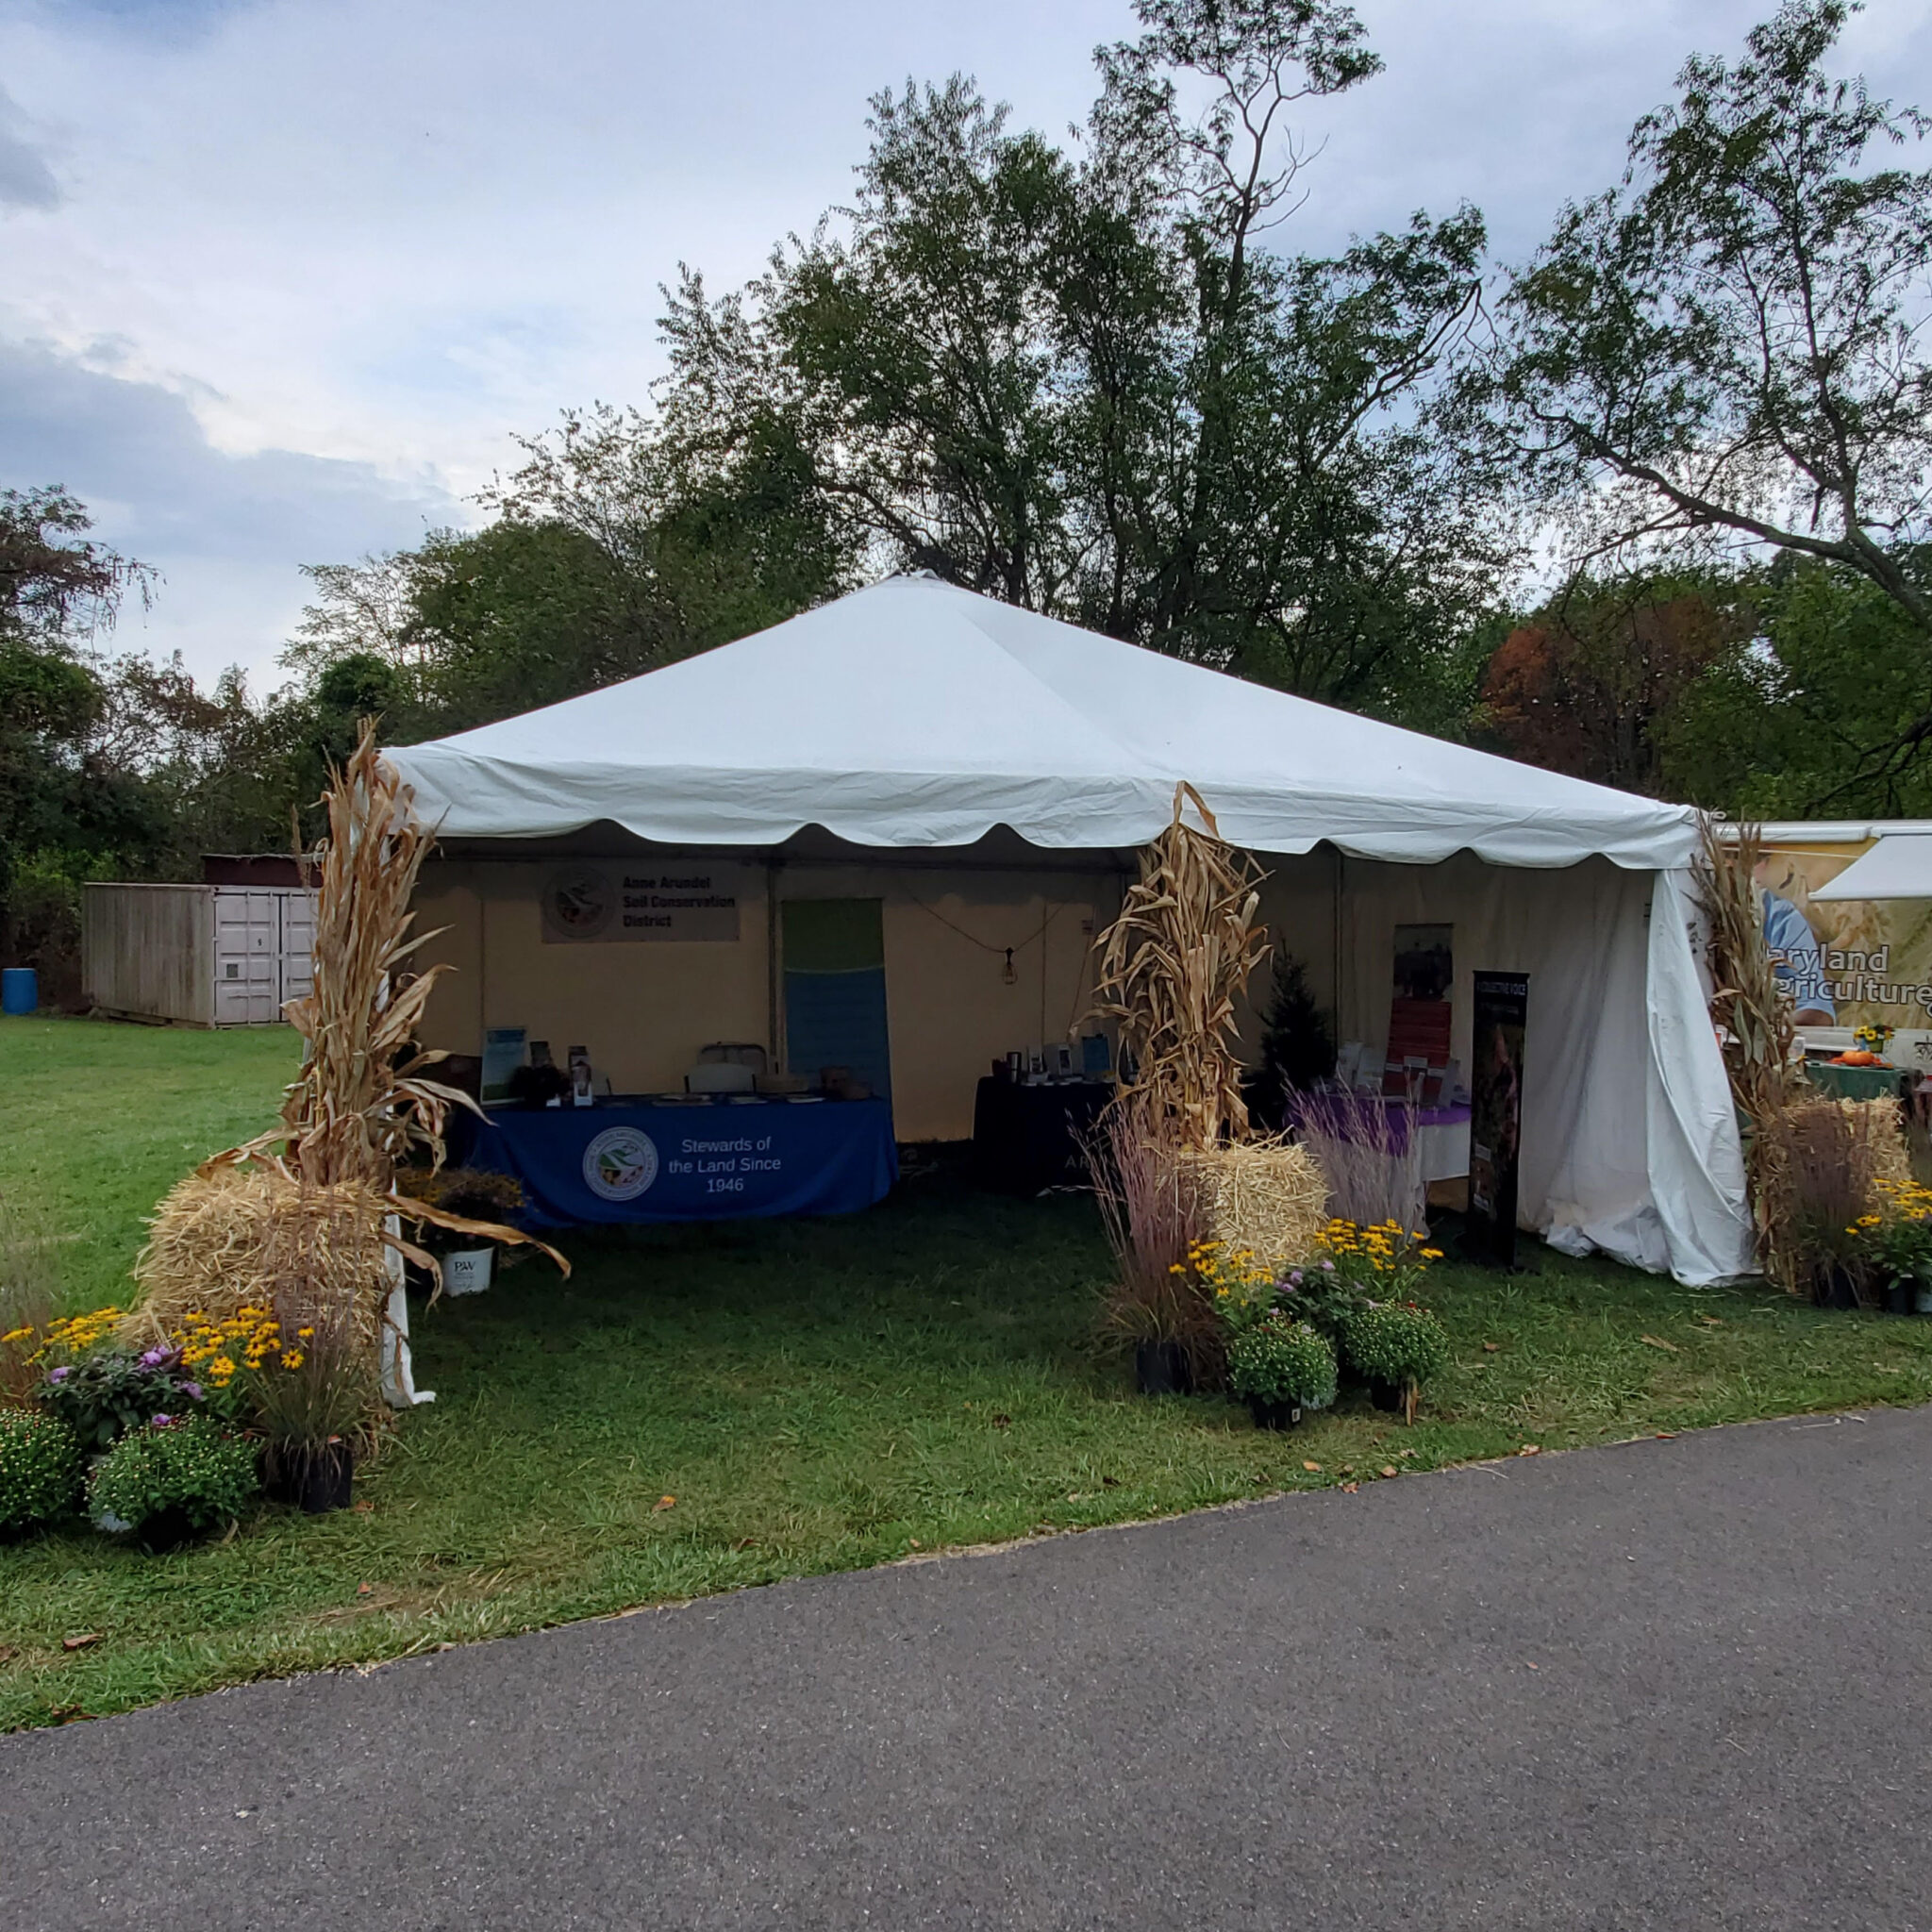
[6,1407,1930,1930]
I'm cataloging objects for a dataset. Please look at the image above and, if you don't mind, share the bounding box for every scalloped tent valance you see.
[385,576,1699,871]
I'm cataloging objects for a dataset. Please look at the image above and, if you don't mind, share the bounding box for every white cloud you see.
[0,0,1926,686]
[0,83,59,208]
[0,336,457,685]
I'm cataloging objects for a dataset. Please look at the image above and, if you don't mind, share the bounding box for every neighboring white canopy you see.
[386,577,1698,869]
[1807,834,1932,901]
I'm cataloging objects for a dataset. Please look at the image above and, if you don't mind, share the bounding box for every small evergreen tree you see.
[1249,952,1336,1131]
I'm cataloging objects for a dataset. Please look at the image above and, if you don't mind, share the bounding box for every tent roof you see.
[1809,833,1932,901]
[386,576,1698,870]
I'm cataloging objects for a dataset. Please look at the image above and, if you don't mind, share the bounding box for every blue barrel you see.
[1,968,37,1015]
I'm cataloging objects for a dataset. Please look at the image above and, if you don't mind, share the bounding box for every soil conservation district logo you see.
[582,1125,659,1202]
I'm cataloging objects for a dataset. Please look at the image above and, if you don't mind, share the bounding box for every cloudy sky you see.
[2,0,1927,691]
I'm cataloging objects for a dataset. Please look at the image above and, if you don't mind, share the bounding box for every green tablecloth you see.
[1806,1061,1908,1102]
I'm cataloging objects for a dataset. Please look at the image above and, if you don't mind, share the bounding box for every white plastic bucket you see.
[443,1248,494,1296]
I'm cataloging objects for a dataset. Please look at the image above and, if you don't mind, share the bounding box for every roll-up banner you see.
[1469,972,1528,1269]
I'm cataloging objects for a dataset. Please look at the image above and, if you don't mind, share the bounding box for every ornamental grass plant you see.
[1290,1088,1425,1236]
[248,1298,374,1493]
[0,1191,59,1406]
[1086,1095,1217,1374]
[1759,1098,1886,1305]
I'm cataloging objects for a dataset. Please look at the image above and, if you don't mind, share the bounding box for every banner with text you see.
[539,864,742,943]
[1756,839,1932,1039]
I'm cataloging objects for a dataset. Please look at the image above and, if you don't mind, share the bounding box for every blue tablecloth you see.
[453,1096,898,1226]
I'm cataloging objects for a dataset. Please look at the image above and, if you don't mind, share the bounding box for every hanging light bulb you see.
[1003,946,1018,986]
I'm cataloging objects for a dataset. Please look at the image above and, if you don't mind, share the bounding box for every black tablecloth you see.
[971,1078,1114,1195]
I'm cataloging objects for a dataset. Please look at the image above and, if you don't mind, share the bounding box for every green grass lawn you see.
[0,1016,301,1310]
[4,1014,1932,1734]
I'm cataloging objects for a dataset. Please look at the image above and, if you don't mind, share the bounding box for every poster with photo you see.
[1468,972,1528,1268]
[1386,923,1454,1097]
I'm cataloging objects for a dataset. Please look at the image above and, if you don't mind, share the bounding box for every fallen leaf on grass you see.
[1339,1465,1354,1475]
[653,1495,676,1512]
[1303,1460,1322,1473]
[355,1583,374,1598]
[1341,1482,1358,1493]
[1380,1466,1398,1478]
[1397,1448,1417,1459]
[351,1500,375,1514]
[60,1634,100,1652]
[1518,1444,1541,1457]
[729,1536,757,1552]
[0,1644,15,1665]
[1482,1341,1499,1354]
[1640,1334,1680,1353]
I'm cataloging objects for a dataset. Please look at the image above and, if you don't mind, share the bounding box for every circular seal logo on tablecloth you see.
[544,867,615,941]
[583,1125,659,1202]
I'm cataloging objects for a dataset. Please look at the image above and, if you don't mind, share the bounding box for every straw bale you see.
[1842,1096,1911,1186]
[1174,1140,1328,1273]
[125,1164,392,1348]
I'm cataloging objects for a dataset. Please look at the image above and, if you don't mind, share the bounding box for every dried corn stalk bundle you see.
[126,724,561,1418]
[1695,817,1807,1277]
[263,721,468,1190]
[1174,1140,1328,1274]
[1092,784,1270,1148]
[212,721,563,1281]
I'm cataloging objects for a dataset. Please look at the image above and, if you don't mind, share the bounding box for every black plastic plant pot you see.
[300,1441,355,1515]
[1135,1340,1192,1396]
[1884,1277,1918,1316]
[265,1439,355,1514]
[1821,1268,1862,1311]
[135,1505,200,1555]
[1368,1378,1405,1413]
[1244,1395,1304,1431]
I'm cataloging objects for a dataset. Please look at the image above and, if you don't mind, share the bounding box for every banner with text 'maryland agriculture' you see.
[1755,834,1932,1036]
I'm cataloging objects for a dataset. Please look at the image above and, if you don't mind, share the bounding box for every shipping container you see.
[82,883,313,1026]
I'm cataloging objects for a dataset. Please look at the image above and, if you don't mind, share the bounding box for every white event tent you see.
[388,575,1753,1284]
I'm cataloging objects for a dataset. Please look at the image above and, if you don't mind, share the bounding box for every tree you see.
[0,486,152,645]
[0,491,168,978]
[768,77,1089,608]
[1481,1,1932,780]
[1477,575,1749,794]
[606,2,1506,721]
[1657,550,1932,816]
